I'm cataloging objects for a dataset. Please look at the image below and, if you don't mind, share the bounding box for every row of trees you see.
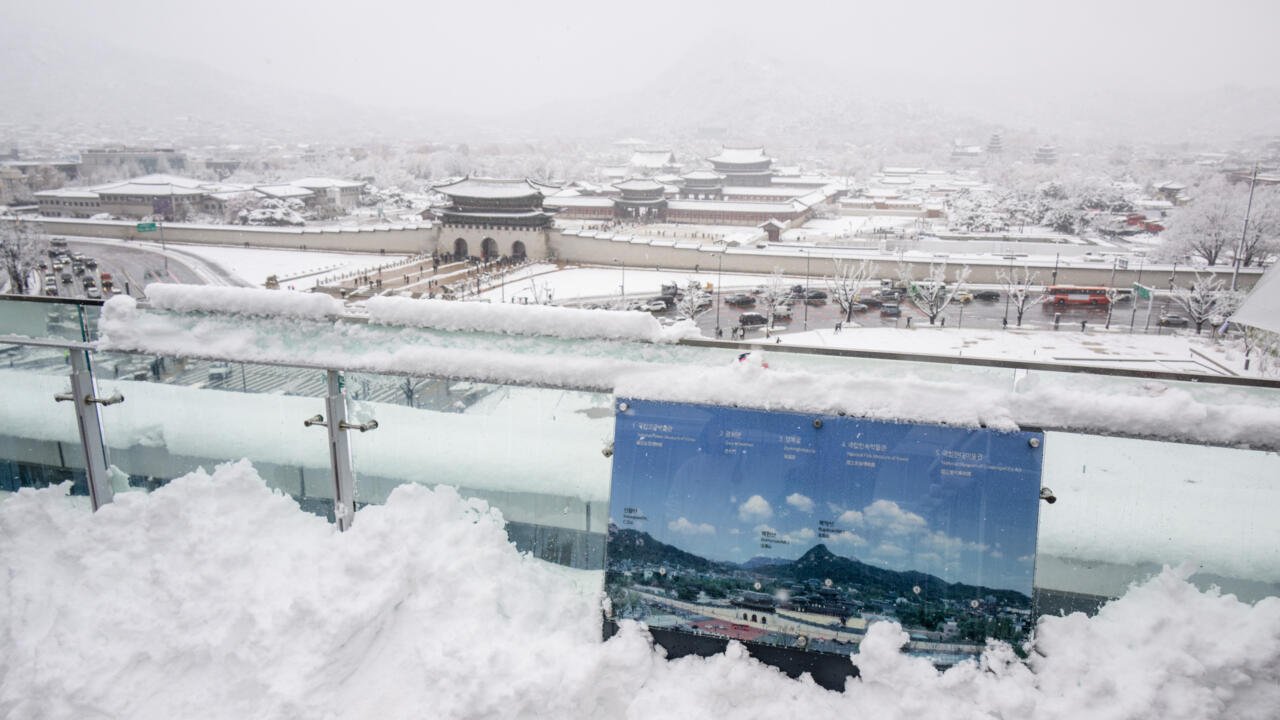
[1158,176,1279,267]
[0,219,46,295]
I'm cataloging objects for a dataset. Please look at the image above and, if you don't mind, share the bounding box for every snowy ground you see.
[2,463,1277,719]
[477,264,798,303]
[61,236,406,288]
[160,243,407,288]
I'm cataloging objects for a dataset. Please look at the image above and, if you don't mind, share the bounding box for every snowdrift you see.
[2,463,1277,720]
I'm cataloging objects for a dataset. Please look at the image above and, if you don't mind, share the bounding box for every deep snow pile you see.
[2,464,1278,720]
[143,284,345,319]
[366,295,699,343]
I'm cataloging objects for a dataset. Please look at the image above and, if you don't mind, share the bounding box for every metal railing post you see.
[324,370,358,531]
[66,350,114,510]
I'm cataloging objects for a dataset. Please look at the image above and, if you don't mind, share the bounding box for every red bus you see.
[1045,286,1111,306]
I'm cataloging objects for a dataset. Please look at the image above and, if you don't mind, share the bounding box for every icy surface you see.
[1,463,1277,720]
[365,296,700,343]
[139,285,344,319]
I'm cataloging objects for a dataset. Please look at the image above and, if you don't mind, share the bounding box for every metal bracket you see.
[303,414,327,428]
[338,419,379,433]
[55,391,125,406]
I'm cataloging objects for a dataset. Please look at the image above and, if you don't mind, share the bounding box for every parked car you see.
[880,303,902,317]
[1158,314,1189,327]
[972,290,1000,301]
[845,302,869,313]
[725,294,756,307]
[772,304,793,320]
[207,362,233,382]
[641,300,667,312]
[739,312,769,327]
[859,295,883,308]
[952,290,974,303]
[805,289,828,300]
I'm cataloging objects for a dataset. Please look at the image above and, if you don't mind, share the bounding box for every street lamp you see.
[715,252,723,336]
[1002,255,1015,325]
[612,258,625,301]
[802,249,811,331]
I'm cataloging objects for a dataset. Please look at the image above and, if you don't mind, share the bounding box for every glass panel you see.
[0,297,97,342]
[1036,431,1280,614]
[91,352,335,518]
[0,359,93,510]
[345,372,614,569]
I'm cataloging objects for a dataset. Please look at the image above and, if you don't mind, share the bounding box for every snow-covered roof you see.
[542,196,614,208]
[708,147,771,164]
[432,177,544,200]
[629,150,677,168]
[668,199,806,214]
[33,187,100,199]
[96,182,206,197]
[682,170,725,181]
[722,186,811,198]
[291,177,365,190]
[120,173,207,189]
[256,184,314,199]
[612,178,667,192]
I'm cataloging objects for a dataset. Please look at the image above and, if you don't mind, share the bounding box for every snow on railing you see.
[365,296,700,343]
[139,285,344,319]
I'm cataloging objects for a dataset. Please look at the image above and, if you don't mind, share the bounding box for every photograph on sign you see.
[605,399,1043,664]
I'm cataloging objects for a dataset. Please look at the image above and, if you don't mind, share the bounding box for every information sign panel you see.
[606,399,1043,664]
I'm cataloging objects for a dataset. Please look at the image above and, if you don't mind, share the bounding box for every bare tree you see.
[527,279,555,305]
[0,219,47,296]
[900,262,971,325]
[1171,273,1235,334]
[825,258,879,322]
[675,280,710,321]
[997,265,1040,327]
[1240,326,1280,375]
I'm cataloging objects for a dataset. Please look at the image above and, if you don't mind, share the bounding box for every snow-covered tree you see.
[760,269,792,329]
[1234,186,1280,268]
[1171,273,1237,334]
[1159,177,1249,266]
[825,258,879,322]
[675,280,710,321]
[997,265,1040,327]
[900,262,971,325]
[0,219,46,295]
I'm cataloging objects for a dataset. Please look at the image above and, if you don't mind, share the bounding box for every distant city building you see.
[29,173,375,221]
[290,177,365,210]
[949,142,984,165]
[80,146,186,174]
[1033,145,1058,165]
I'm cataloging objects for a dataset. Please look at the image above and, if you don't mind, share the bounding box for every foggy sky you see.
[6,0,1278,113]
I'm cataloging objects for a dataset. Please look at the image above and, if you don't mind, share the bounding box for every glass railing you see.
[1,293,1277,614]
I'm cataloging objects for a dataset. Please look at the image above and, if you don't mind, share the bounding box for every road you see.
[43,237,244,300]
[684,290,1184,337]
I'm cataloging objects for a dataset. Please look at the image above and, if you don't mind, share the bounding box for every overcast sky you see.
[5,0,1278,116]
